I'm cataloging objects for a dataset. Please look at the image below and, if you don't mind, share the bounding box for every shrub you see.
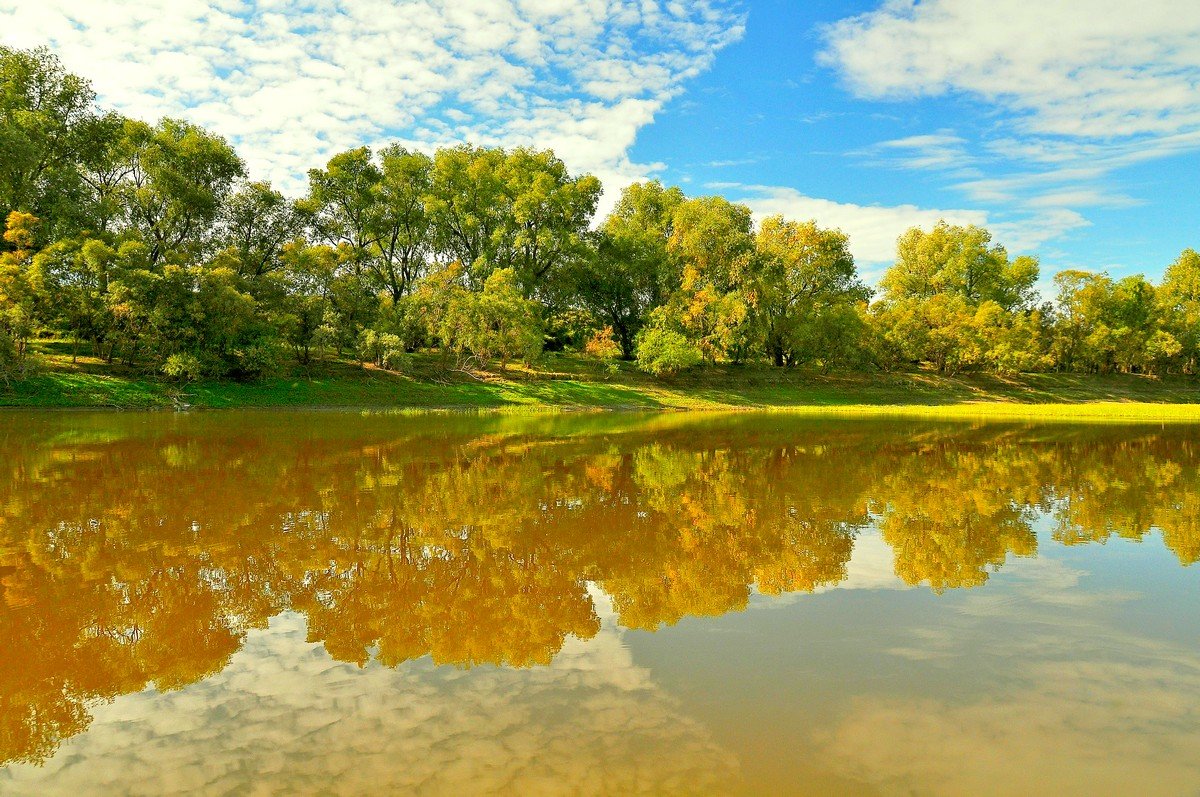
[584,326,622,361]
[358,329,410,371]
[233,342,286,380]
[162,353,204,383]
[635,325,702,376]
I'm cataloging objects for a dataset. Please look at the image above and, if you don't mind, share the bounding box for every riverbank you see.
[3,349,1199,419]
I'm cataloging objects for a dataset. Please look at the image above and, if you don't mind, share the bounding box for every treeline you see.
[2,45,1199,383]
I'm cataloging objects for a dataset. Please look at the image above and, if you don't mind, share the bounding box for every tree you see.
[1158,248,1200,373]
[439,267,543,369]
[573,180,684,358]
[278,242,337,365]
[503,147,600,297]
[217,181,302,279]
[654,196,757,363]
[427,145,510,287]
[120,118,245,266]
[371,145,434,301]
[0,211,39,380]
[29,237,118,360]
[634,323,702,375]
[883,222,1036,310]
[753,216,870,367]
[875,222,1042,372]
[0,47,101,237]
[427,146,599,296]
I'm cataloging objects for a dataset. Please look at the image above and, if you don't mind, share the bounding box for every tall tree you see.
[573,180,684,358]
[1158,248,1200,373]
[883,221,1036,311]
[371,145,434,301]
[0,47,101,237]
[217,181,302,279]
[121,118,245,266]
[427,145,510,286]
[753,216,870,367]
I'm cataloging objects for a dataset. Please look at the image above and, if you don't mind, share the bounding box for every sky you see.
[3,0,1199,284]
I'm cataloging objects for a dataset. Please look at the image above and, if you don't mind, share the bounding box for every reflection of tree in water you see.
[0,415,1197,765]
[874,441,1043,592]
[1049,438,1200,565]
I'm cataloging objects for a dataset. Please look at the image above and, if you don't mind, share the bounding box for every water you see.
[0,411,1196,796]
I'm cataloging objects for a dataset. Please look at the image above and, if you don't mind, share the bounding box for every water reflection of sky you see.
[3,593,742,796]
[1,413,1198,795]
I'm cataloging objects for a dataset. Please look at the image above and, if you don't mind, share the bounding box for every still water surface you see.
[0,411,1197,796]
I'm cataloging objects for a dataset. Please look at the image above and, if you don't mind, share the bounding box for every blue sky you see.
[3,0,1198,284]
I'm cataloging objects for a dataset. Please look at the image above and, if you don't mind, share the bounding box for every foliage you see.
[358,329,410,371]
[1,44,1198,388]
[439,268,543,369]
[162,352,203,382]
[635,323,703,375]
[584,326,623,361]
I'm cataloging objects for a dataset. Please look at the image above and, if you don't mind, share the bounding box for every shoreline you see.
[3,361,1200,422]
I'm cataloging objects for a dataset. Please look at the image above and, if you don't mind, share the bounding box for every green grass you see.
[3,344,1199,420]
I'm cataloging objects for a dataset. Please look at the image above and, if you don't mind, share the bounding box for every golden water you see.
[0,411,1197,795]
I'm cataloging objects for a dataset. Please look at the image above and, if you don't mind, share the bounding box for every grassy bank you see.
[2,346,1199,418]
[0,343,1190,417]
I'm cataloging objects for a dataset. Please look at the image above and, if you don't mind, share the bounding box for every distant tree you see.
[427,145,599,296]
[875,222,1043,372]
[635,323,702,376]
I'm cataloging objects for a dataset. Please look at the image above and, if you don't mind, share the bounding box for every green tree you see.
[120,119,245,266]
[0,211,39,380]
[572,180,684,358]
[753,216,870,367]
[1157,248,1200,373]
[427,145,599,294]
[217,181,302,279]
[439,267,543,369]
[0,47,101,237]
[634,323,702,375]
[372,145,434,301]
[656,196,757,364]
[875,222,1042,372]
[883,222,1036,310]
[278,241,337,365]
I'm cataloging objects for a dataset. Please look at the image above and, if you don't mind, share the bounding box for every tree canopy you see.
[2,45,1198,383]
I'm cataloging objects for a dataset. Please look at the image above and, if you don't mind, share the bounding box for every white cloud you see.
[0,0,745,204]
[722,183,988,270]
[819,1,1200,253]
[819,0,1200,139]
[861,130,977,173]
[0,603,744,796]
[991,209,1092,253]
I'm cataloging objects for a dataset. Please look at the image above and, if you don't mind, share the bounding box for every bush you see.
[358,329,410,371]
[232,342,286,380]
[584,326,622,361]
[162,353,204,383]
[438,269,543,369]
[635,326,702,376]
